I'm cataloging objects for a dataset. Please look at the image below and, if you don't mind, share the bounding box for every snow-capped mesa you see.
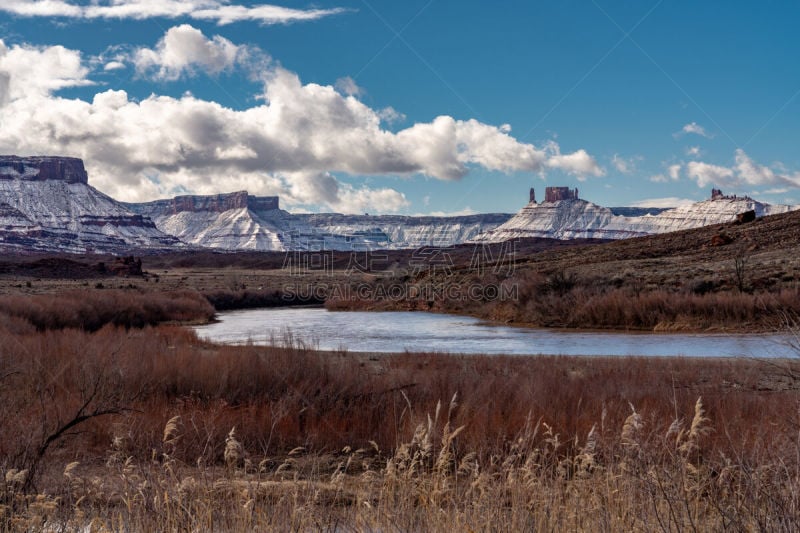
[129,191,511,251]
[0,156,180,253]
[472,187,798,243]
[130,192,287,251]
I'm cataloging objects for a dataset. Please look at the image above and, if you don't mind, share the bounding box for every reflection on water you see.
[191,307,796,358]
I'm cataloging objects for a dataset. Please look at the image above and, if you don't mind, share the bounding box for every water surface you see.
[192,307,796,358]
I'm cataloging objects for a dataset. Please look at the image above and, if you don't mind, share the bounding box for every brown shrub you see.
[0,289,214,331]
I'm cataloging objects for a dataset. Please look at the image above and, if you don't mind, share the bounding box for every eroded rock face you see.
[544,187,579,202]
[0,156,181,253]
[0,156,88,184]
[134,191,280,215]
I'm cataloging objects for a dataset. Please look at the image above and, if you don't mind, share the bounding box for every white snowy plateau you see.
[0,156,796,254]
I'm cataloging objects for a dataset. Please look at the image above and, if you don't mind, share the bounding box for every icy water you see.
[191,307,796,358]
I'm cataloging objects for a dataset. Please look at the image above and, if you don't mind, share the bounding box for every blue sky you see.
[0,1,799,214]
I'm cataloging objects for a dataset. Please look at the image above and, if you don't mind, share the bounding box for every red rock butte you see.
[529,186,580,203]
[0,156,89,184]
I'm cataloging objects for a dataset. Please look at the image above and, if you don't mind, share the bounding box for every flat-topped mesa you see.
[544,186,579,202]
[247,195,279,211]
[137,191,281,215]
[0,156,88,184]
[169,191,249,214]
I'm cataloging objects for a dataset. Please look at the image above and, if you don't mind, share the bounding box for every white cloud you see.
[0,0,81,17]
[134,24,251,80]
[685,149,800,190]
[630,197,694,208]
[334,182,409,214]
[679,121,712,138]
[0,39,92,103]
[0,30,603,212]
[611,154,633,174]
[0,1,348,25]
[281,171,408,213]
[686,161,735,188]
[377,106,406,125]
[650,164,682,183]
[668,163,682,180]
[686,146,701,157]
[733,149,778,186]
[103,60,126,71]
[545,148,605,180]
[334,76,363,97]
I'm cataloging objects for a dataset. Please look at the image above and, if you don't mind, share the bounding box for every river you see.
[191,307,797,358]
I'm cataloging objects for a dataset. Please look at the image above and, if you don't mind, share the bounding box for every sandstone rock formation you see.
[134,191,280,215]
[0,156,180,253]
[0,155,88,184]
[544,187,579,202]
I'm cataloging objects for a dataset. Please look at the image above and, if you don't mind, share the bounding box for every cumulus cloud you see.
[281,171,408,213]
[545,148,605,180]
[0,39,92,102]
[377,106,406,125]
[134,24,254,80]
[611,154,631,174]
[103,60,126,71]
[0,1,348,25]
[679,121,712,138]
[334,76,363,97]
[668,163,682,180]
[733,149,778,185]
[0,29,603,212]
[685,161,735,188]
[611,153,642,174]
[686,146,701,157]
[685,149,800,190]
[0,0,81,17]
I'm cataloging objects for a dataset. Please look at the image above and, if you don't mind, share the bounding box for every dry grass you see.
[1,304,800,530]
[0,289,214,331]
[330,272,800,332]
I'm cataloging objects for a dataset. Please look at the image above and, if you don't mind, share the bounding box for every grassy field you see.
[1,292,800,530]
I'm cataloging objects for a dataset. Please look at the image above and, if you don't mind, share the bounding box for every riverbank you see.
[2,320,800,530]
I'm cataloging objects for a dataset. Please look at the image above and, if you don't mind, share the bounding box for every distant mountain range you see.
[0,156,796,254]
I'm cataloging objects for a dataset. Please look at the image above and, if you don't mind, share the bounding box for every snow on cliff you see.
[472,189,797,243]
[129,192,511,251]
[0,156,180,253]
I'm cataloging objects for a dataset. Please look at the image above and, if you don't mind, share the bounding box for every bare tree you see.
[733,248,749,293]
[0,335,141,492]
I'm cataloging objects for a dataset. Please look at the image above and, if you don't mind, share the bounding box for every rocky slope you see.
[0,156,180,253]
